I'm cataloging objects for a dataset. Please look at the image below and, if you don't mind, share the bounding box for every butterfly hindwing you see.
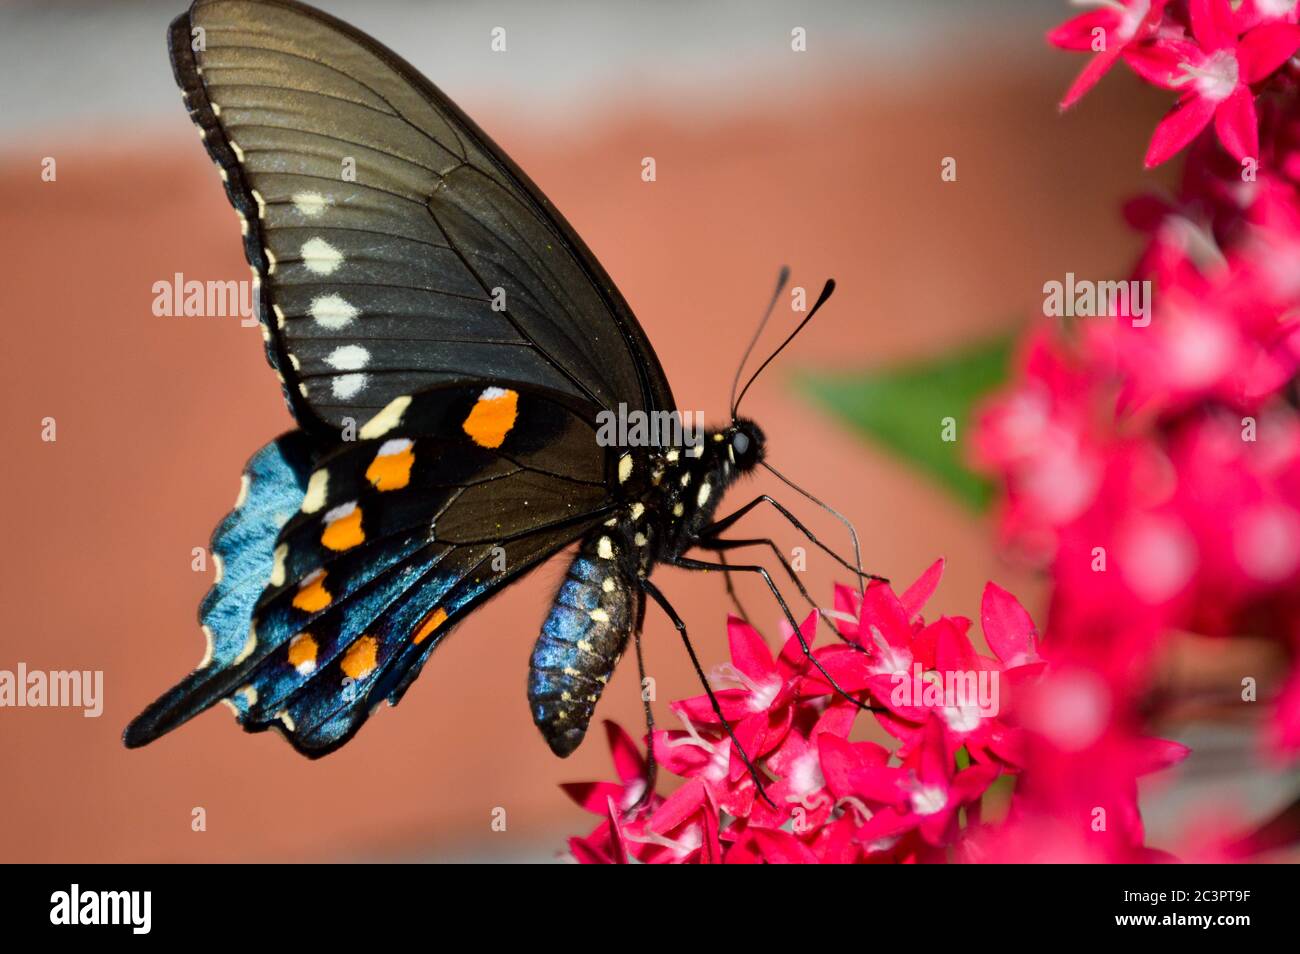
[169,0,675,433]
[126,384,615,753]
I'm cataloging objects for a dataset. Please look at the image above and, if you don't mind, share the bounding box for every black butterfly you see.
[124,0,879,792]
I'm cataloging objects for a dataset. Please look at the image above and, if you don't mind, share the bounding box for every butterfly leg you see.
[670,556,884,715]
[699,536,844,643]
[639,578,776,810]
[715,550,754,624]
[631,618,657,811]
[704,495,888,584]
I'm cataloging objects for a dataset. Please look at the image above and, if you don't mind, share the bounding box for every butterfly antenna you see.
[732,278,835,418]
[729,265,790,419]
[762,459,870,603]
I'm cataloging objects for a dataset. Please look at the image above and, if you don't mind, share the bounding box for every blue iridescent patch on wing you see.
[200,432,318,669]
[123,432,318,747]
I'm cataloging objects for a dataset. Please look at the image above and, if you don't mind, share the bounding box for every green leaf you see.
[795,332,1016,512]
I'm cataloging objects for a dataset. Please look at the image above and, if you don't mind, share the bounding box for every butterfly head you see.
[726,417,765,472]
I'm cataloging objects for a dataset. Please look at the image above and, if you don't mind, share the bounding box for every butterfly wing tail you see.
[123,431,321,748]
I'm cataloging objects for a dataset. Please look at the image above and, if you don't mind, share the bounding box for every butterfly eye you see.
[732,432,750,456]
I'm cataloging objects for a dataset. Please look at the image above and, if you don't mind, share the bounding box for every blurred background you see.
[1,0,1279,862]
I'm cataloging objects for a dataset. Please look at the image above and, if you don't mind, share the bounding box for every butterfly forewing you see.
[171,0,675,433]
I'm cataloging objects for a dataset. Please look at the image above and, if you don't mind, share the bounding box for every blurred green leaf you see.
[795,332,1016,512]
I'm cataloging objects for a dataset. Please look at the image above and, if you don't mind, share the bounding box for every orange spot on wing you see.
[413,607,448,645]
[287,633,318,674]
[341,635,378,680]
[365,440,414,491]
[321,503,364,551]
[293,570,332,612]
[462,388,518,448]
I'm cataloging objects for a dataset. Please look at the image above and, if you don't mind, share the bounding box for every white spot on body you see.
[596,536,614,560]
[618,454,633,484]
[589,608,610,624]
[696,481,712,507]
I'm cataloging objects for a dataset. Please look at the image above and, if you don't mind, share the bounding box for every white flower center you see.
[1176,49,1239,102]
[909,783,948,817]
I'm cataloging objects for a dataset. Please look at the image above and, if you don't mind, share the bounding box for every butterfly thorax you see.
[610,417,766,573]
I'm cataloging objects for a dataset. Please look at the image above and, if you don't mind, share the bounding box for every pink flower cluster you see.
[1050,0,1300,166]
[563,563,1189,863]
[973,0,1300,759]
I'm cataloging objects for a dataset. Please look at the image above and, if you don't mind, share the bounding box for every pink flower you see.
[854,717,1001,848]
[1128,0,1300,165]
[671,613,816,773]
[1049,0,1170,109]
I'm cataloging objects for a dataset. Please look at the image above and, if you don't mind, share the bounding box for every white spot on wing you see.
[302,469,329,514]
[292,191,328,216]
[332,373,367,399]
[310,294,358,330]
[325,344,370,371]
[270,543,288,586]
[360,395,412,439]
[300,237,343,275]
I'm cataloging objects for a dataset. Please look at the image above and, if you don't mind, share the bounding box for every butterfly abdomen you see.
[528,530,641,756]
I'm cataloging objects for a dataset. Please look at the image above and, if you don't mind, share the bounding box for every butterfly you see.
[124,0,879,790]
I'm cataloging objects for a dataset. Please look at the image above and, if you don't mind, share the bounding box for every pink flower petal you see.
[1145,94,1218,167]
[726,614,776,682]
[605,796,630,864]
[1238,22,1300,83]
[901,557,945,620]
[981,581,1040,667]
[1189,0,1238,51]
[1047,9,1119,52]
[1213,85,1259,160]
[1060,47,1124,110]
[1124,37,1204,88]
[752,828,819,864]
[602,720,646,785]
[560,780,626,815]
